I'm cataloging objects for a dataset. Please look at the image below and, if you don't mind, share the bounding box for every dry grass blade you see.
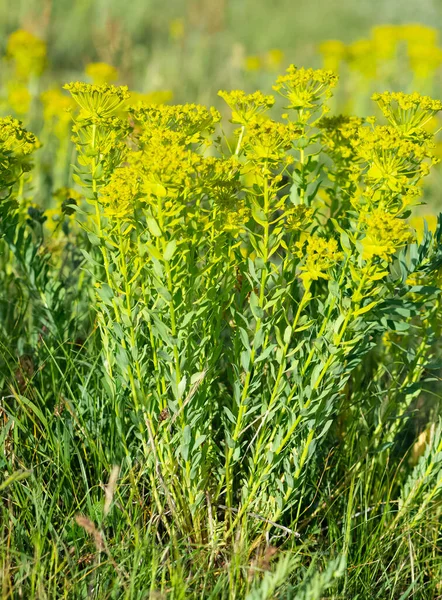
[75,514,104,551]
[103,465,120,517]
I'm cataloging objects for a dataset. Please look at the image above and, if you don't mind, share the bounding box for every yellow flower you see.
[285,205,314,232]
[273,65,338,111]
[265,49,284,71]
[351,123,437,199]
[243,118,301,163]
[318,40,346,72]
[128,90,173,106]
[371,25,400,60]
[85,62,119,85]
[372,92,442,135]
[7,83,31,115]
[169,18,185,41]
[407,45,442,79]
[399,24,438,47]
[297,235,343,283]
[64,82,130,118]
[320,115,364,189]
[41,88,76,137]
[218,90,275,125]
[244,56,262,72]
[361,209,413,261]
[218,201,251,235]
[6,29,46,79]
[99,166,141,219]
[347,39,377,78]
[0,117,40,188]
[132,103,220,145]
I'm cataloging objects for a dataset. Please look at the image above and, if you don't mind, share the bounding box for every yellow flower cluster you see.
[361,209,413,261]
[317,40,347,72]
[218,90,275,125]
[296,235,343,284]
[99,166,141,220]
[6,29,46,79]
[0,116,40,188]
[126,103,225,205]
[273,65,338,112]
[132,103,220,145]
[64,83,130,118]
[351,124,436,198]
[244,49,285,72]
[320,115,364,189]
[320,24,442,82]
[131,134,201,202]
[243,119,300,163]
[6,83,31,115]
[372,92,442,135]
[0,116,40,156]
[196,157,249,234]
[41,89,76,138]
[285,205,314,232]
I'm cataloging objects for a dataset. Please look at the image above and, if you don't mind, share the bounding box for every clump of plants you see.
[1,66,442,598]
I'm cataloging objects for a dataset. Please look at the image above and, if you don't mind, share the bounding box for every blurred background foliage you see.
[2,0,442,104]
[2,0,442,218]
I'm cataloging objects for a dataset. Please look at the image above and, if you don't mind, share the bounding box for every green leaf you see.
[163,239,177,261]
[147,217,162,237]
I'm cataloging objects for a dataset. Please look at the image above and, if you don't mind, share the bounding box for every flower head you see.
[243,118,301,163]
[218,90,275,125]
[132,103,220,145]
[99,166,141,220]
[360,209,413,261]
[64,82,130,118]
[372,92,442,135]
[296,235,343,284]
[285,204,314,232]
[273,65,338,112]
[0,117,40,189]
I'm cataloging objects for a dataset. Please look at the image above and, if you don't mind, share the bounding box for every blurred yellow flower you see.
[85,62,119,85]
[41,88,76,137]
[266,48,284,71]
[318,40,346,72]
[6,29,46,79]
[399,24,438,47]
[371,25,399,60]
[7,83,31,115]
[408,45,442,79]
[347,39,377,78]
[245,55,262,72]
[128,90,174,107]
[169,18,185,41]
